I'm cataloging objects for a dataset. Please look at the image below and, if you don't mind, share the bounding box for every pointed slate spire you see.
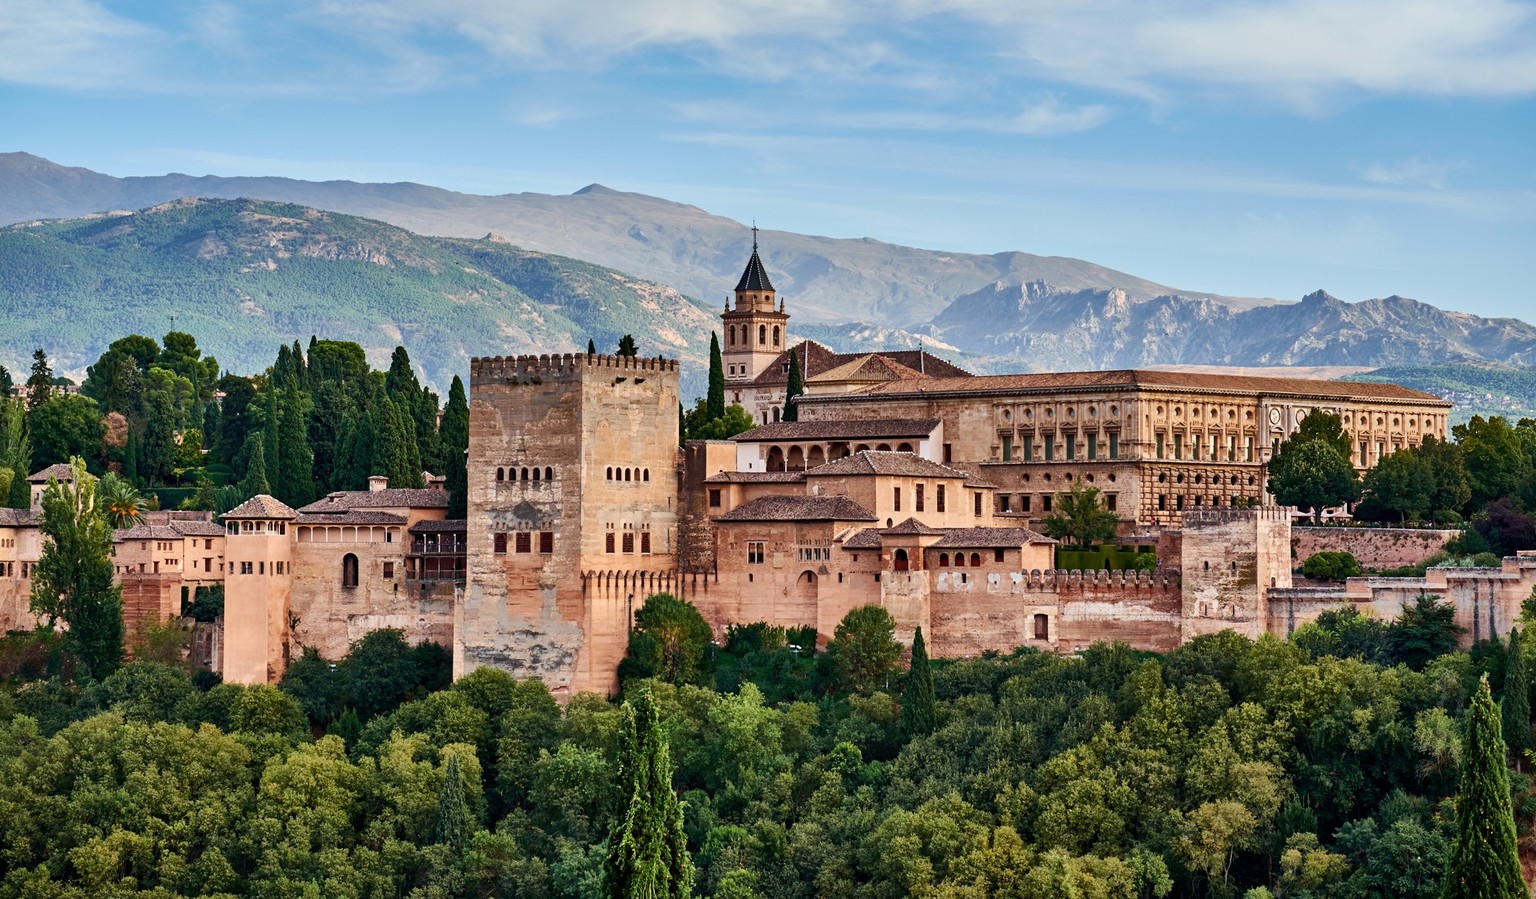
[734,225,775,292]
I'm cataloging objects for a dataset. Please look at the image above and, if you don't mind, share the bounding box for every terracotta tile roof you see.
[884,517,945,536]
[840,528,885,549]
[223,494,298,519]
[808,354,926,385]
[718,495,877,522]
[167,519,227,537]
[804,450,973,480]
[748,342,970,389]
[823,368,1447,404]
[932,527,1056,547]
[732,418,941,442]
[702,471,807,484]
[293,510,407,525]
[27,463,74,483]
[115,521,225,541]
[297,488,449,514]
[410,519,467,533]
[0,508,39,527]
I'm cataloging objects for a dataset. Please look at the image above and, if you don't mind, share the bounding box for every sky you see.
[2,0,1534,319]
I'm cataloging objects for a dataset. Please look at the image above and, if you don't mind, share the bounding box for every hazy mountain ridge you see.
[0,197,720,393]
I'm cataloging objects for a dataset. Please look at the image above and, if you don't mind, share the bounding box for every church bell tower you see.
[722,228,788,384]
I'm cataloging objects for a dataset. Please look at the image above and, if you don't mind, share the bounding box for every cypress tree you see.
[26,349,53,410]
[122,428,140,486]
[707,332,725,420]
[1440,676,1527,899]
[239,433,271,498]
[371,397,422,488]
[587,338,597,355]
[1504,628,1532,768]
[441,376,469,519]
[434,752,478,853]
[605,688,693,899]
[783,348,804,422]
[262,388,281,491]
[902,626,937,738]
[276,385,316,507]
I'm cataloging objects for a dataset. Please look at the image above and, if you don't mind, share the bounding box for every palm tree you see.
[96,472,149,530]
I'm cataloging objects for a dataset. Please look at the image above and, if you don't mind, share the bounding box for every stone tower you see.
[221,495,296,684]
[458,352,680,698]
[1177,507,1293,642]
[722,229,788,384]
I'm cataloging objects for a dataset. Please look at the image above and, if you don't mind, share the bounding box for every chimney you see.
[368,475,389,492]
[424,472,446,489]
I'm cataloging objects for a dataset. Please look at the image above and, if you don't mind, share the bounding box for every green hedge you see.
[1055,546,1155,571]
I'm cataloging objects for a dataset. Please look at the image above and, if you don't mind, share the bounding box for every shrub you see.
[1302,551,1362,580]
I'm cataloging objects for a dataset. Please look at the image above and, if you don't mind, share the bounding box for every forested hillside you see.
[0,198,720,394]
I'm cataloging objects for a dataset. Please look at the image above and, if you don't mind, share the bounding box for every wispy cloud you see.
[0,0,160,89]
[1357,156,1464,189]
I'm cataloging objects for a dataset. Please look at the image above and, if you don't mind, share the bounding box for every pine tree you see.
[1440,676,1527,899]
[902,626,937,738]
[239,433,271,498]
[441,376,469,519]
[783,348,804,422]
[26,349,53,410]
[434,752,478,853]
[276,385,316,507]
[707,332,725,420]
[1504,628,1532,767]
[29,457,123,678]
[617,335,639,357]
[605,688,693,899]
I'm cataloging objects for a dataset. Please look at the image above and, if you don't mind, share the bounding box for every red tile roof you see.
[732,418,941,442]
[718,495,877,522]
[223,495,298,519]
[804,450,973,480]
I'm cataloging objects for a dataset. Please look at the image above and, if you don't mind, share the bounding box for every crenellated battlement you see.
[470,353,679,384]
[934,567,1181,595]
[1182,506,1292,527]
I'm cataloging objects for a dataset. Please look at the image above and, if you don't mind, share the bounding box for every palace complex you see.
[4,240,1530,698]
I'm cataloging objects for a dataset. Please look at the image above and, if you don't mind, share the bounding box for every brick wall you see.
[1292,527,1457,571]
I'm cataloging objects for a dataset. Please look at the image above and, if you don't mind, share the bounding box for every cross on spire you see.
[751,221,758,251]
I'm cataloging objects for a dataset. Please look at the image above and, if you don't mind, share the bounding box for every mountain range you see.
[2,151,1535,412]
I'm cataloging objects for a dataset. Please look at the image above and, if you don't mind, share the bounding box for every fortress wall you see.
[1292,527,1457,570]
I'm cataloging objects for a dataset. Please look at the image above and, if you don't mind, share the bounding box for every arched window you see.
[624,469,632,482]
[545,467,553,481]
[497,468,504,481]
[342,553,359,588]
[970,552,982,567]
[893,548,909,572]
[954,554,965,567]
[759,324,767,345]
[729,325,736,345]
[772,406,780,422]
[773,325,780,346]
[606,467,612,480]
[532,467,540,481]
[642,469,650,482]
[939,553,949,567]
[521,467,530,481]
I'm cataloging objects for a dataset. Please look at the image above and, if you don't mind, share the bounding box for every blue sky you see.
[2,0,1534,319]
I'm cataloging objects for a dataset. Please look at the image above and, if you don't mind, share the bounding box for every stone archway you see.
[808,445,826,468]
[893,549,910,572]
[788,446,805,471]
[767,446,785,471]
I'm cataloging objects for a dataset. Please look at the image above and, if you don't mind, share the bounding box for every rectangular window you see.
[994,548,1005,563]
[936,485,946,512]
[495,532,508,554]
[1022,435,1034,460]
[1246,437,1255,462]
[1106,494,1117,512]
[1044,436,1055,461]
[383,562,394,579]
[1156,433,1165,459]
[1000,495,1011,512]
[258,562,264,575]
[1001,435,1013,462]
[974,492,982,516]
[1065,433,1076,460]
[747,541,765,564]
[605,532,615,553]
[1087,433,1097,460]
[622,532,635,554]
[1174,433,1183,459]
[204,557,212,571]
[1228,435,1237,462]
[915,483,925,512]
[708,489,722,508]
[1158,495,1167,511]
[1359,440,1368,465]
[1376,441,1385,462]
[894,487,902,512]
[943,443,952,464]
[515,531,531,553]
[1022,494,1031,512]
[539,531,554,554]
[1042,495,1053,512]
[641,532,651,554]
[240,561,253,574]
[1211,436,1219,462]
[1109,432,1119,459]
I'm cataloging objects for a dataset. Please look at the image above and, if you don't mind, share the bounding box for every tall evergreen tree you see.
[262,388,281,491]
[783,348,804,422]
[0,399,31,507]
[1504,628,1532,767]
[1440,676,1527,899]
[0,364,11,396]
[605,688,693,899]
[276,385,317,507]
[121,428,140,487]
[902,626,937,738]
[433,752,478,853]
[617,335,639,357]
[26,349,53,410]
[29,457,124,678]
[707,332,725,421]
[588,338,597,355]
[441,376,469,519]
[371,397,422,488]
[239,432,271,498]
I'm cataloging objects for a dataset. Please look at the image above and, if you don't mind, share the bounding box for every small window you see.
[641,532,651,554]
[709,489,722,508]
[974,492,982,516]
[747,541,765,564]
[545,467,553,481]
[342,553,359,588]
[939,553,950,566]
[516,531,531,553]
[894,487,902,512]
[622,532,634,553]
[915,483,925,512]
[495,532,508,554]
[994,548,1005,563]
[383,561,394,579]
[1033,613,1049,641]
[606,533,615,553]
[240,561,253,575]
[539,531,553,554]
[1042,496,1053,512]
[970,552,982,566]
[936,485,945,512]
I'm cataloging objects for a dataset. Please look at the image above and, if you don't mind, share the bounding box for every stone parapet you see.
[470,353,679,384]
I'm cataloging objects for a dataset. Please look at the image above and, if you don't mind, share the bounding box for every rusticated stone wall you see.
[1292,527,1457,571]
